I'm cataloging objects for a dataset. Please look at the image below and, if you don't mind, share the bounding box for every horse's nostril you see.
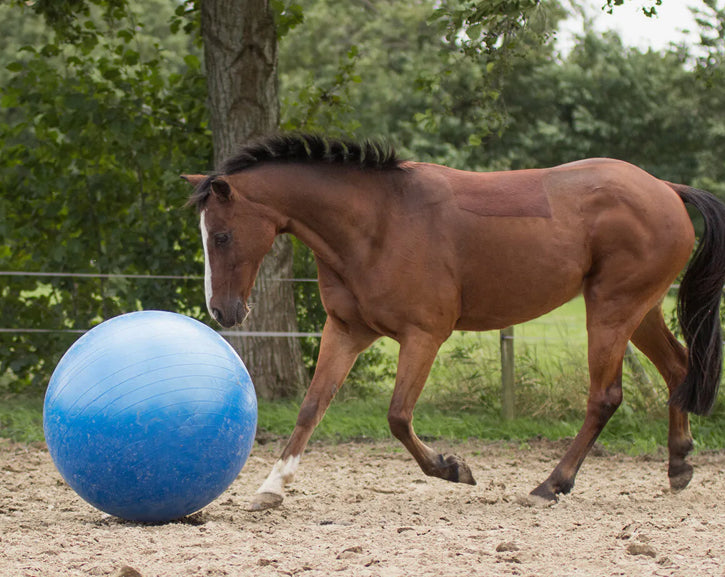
[211,308,223,325]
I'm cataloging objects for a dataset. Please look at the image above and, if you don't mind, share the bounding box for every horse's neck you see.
[254,164,387,269]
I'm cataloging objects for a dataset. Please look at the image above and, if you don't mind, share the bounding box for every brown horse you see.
[183,133,725,511]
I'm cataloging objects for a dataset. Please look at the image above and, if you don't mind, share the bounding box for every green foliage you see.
[604,0,663,17]
[272,0,305,39]
[170,2,200,40]
[280,1,575,170]
[25,0,130,43]
[488,31,703,181]
[431,0,545,56]
[692,1,725,196]
[281,45,363,134]
[0,2,210,391]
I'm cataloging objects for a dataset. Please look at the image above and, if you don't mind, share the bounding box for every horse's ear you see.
[180,174,206,187]
[210,178,232,201]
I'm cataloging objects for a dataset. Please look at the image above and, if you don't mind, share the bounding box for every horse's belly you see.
[455,286,582,331]
[454,248,587,331]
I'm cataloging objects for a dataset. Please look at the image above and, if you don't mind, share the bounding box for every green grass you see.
[0,395,45,443]
[257,396,725,455]
[2,392,724,455]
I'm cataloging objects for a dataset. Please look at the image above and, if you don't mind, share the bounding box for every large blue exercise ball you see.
[43,310,257,522]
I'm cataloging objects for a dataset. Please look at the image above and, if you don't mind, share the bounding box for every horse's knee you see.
[588,383,622,424]
[605,385,623,410]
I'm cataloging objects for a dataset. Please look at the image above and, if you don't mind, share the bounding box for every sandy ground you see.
[1,437,724,577]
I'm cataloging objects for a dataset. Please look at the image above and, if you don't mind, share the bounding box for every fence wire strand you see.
[0,271,320,338]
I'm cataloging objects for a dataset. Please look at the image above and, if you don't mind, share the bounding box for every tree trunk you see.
[201,0,307,399]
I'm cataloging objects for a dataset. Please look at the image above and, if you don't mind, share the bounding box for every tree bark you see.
[201,0,307,399]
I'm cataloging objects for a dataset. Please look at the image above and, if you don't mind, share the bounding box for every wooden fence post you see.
[500,326,515,420]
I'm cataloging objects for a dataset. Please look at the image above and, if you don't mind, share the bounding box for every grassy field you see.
[2,295,723,454]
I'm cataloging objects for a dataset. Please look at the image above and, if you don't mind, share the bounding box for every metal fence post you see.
[500,326,515,420]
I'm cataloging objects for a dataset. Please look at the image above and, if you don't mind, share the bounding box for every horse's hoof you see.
[246,492,283,511]
[529,483,558,504]
[442,454,477,485]
[518,493,556,508]
[669,462,693,492]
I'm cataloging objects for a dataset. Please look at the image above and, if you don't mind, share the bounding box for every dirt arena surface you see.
[1,437,724,577]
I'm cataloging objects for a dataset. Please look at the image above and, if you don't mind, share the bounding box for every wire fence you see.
[0,271,318,282]
[0,271,322,338]
[0,270,683,339]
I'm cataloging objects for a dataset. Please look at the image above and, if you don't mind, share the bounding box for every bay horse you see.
[183,133,725,511]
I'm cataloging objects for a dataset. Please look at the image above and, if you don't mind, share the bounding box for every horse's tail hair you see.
[667,182,725,415]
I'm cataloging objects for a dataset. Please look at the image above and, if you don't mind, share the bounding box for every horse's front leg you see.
[247,318,378,511]
[388,328,476,485]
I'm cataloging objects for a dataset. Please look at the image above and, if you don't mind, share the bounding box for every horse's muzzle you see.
[211,300,249,328]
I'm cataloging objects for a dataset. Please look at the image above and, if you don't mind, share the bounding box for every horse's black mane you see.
[188,133,401,209]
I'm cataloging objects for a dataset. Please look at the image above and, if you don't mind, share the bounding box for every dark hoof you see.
[439,454,477,485]
[529,483,558,503]
[669,462,693,492]
[246,492,283,511]
[519,492,556,508]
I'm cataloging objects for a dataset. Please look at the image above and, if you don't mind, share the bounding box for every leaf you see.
[466,23,482,41]
[273,0,305,39]
[122,49,140,66]
[1,90,19,108]
[183,54,201,70]
[117,29,134,43]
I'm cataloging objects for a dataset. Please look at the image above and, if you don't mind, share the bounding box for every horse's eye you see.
[214,232,232,248]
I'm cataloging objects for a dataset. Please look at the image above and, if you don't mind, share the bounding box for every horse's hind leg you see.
[631,305,693,490]
[388,328,476,485]
[530,288,647,502]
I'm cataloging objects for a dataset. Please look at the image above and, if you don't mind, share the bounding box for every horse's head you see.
[183,174,279,328]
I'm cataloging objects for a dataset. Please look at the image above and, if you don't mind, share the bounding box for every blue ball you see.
[43,311,257,522]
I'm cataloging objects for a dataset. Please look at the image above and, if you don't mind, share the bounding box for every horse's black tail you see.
[667,182,725,415]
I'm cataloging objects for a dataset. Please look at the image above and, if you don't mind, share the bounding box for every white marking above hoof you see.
[249,455,301,510]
